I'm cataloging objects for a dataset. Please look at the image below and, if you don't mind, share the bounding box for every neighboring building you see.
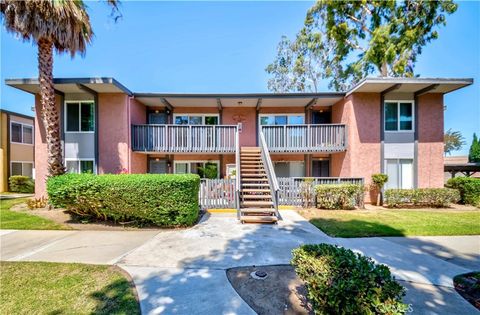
[6,77,473,203]
[0,109,34,192]
[444,156,480,181]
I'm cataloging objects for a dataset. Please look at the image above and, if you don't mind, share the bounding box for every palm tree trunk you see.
[38,38,65,177]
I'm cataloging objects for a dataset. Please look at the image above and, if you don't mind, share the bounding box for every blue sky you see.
[1,1,479,155]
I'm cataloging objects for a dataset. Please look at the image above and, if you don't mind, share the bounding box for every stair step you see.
[240,215,278,223]
[242,189,271,193]
[241,173,266,177]
[242,183,270,187]
[241,208,276,213]
[242,178,268,182]
[241,147,261,151]
[241,167,264,171]
[242,201,274,207]
[242,170,265,174]
[241,153,261,156]
[241,157,262,160]
[242,194,272,200]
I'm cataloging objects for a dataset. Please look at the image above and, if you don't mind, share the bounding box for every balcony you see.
[261,124,347,153]
[132,124,237,153]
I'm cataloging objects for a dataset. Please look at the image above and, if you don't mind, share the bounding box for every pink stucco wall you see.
[98,93,129,174]
[33,94,62,198]
[222,107,257,147]
[330,93,381,202]
[331,93,381,180]
[417,93,444,188]
[129,98,147,173]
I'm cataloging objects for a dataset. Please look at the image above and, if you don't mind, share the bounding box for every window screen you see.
[11,123,22,143]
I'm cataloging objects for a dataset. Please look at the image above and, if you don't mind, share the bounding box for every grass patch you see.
[0,262,140,315]
[299,208,480,237]
[0,198,66,230]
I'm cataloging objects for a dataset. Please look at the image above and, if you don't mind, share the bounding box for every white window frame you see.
[384,158,414,189]
[64,101,95,133]
[65,158,97,174]
[10,121,34,145]
[173,114,220,125]
[10,161,34,178]
[384,100,415,133]
[173,160,220,178]
[258,113,305,126]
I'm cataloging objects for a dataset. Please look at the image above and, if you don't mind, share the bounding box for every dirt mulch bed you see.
[11,202,204,231]
[226,265,312,315]
[454,272,480,310]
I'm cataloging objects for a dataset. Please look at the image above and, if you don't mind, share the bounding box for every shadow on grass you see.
[90,277,140,315]
[308,218,406,238]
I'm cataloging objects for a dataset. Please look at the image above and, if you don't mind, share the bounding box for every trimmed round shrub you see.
[385,188,460,208]
[9,175,34,193]
[47,173,200,227]
[292,244,408,315]
[315,184,364,209]
[446,177,480,207]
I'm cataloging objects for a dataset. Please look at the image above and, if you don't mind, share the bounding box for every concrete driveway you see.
[1,211,479,314]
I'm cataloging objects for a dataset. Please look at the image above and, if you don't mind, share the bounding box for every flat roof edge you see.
[5,77,133,95]
[133,92,345,98]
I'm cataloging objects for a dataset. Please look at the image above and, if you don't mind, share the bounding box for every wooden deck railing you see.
[132,124,237,153]
[199,177,364,209]
[200,179,236,209]
[277,177,364,206]
[261,124,347,152]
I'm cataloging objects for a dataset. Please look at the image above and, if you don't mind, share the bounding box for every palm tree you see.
[0,0,119,177]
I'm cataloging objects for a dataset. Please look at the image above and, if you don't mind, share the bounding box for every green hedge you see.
[385,188,460,208]
[315,184,364,210]
[47,173,200,227]
[292,244,407,315]
[9,176,34,193]
[446,177,480,207]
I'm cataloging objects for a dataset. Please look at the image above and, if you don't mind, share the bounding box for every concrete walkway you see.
[1,211,479,314]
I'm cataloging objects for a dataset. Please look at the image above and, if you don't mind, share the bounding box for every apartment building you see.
[6,77,472,206]
[0,109,34,192]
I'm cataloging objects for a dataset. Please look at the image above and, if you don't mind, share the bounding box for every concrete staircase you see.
[239,147,278,224]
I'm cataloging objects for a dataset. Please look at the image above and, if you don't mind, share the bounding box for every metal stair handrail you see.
[235,124,241,219]
[259,130,280,217]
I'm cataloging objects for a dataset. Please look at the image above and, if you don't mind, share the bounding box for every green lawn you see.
[0,262,140,315]
[299,208,480,237]
[0,198,66,230]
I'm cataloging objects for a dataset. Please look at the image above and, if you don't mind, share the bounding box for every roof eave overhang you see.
[346,77,474,96]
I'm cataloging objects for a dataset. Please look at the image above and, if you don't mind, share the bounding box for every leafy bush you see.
[292,244,407,315]
[47,173,200,226]
[9,176,34,193]
[315,184,364,210]
[385,188,460,208]
[446,177,480,207]
[371,173,388,205]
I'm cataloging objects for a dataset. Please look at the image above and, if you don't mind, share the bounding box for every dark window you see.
[80,103,94,131]
[66,103,80,131]
[66,102,94,132]
[312,160,329,177]
[400,103,413,130]
[148,112,167,124]
[205,116,218,125]
[80,160,94,173]
[11,123,22,142]
[312,111,331,124]
[384,102,398,131]
[149,159,167,174]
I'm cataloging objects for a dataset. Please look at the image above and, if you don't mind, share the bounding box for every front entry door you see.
[312,160,329,177]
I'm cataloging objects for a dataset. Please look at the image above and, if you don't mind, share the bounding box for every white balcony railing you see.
[261,124,347,152]
[132,124,237,153]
